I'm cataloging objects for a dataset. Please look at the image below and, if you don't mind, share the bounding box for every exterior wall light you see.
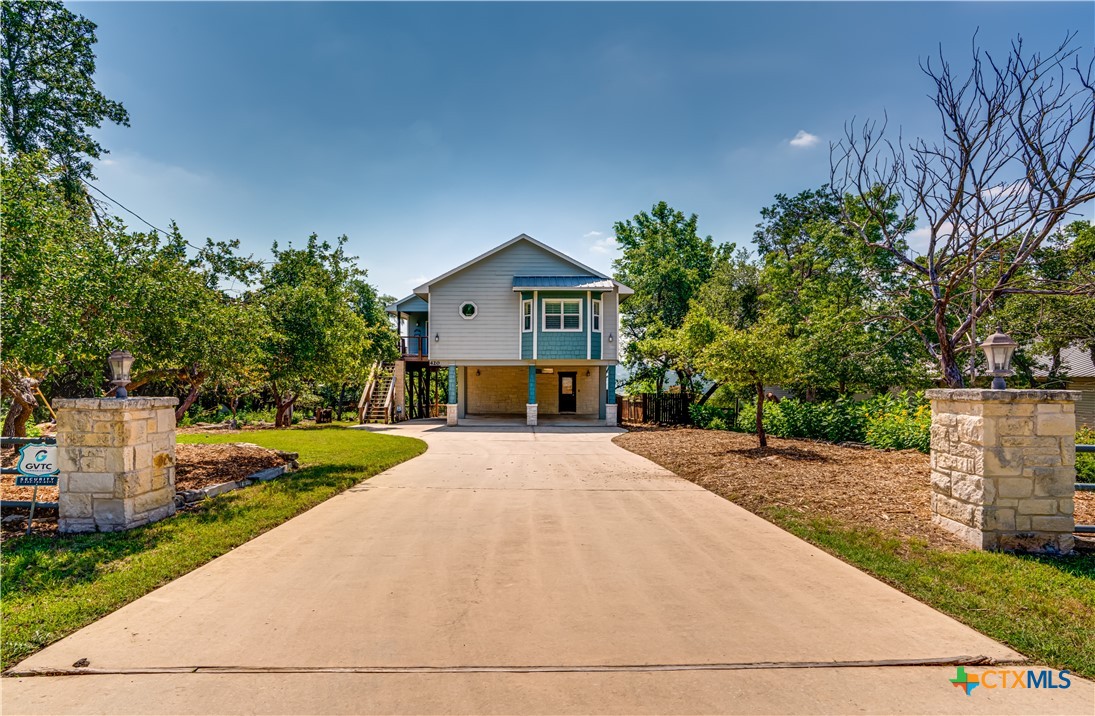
[608,333,615,343]
[434,332,440,343]
[108,349,135,399]
[980,330,1018,390]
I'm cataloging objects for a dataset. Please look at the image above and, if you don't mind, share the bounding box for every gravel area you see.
[614,426,1095,551]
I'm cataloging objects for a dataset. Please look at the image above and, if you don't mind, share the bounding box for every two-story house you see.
[385,234,632,426]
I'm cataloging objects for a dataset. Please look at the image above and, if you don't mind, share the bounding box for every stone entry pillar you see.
[54,397,178,533]
[926,389,1078,554]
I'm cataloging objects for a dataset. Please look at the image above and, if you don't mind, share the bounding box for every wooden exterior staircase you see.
[358,362,397,424]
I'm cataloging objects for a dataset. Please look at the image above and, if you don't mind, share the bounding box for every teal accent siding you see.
[521,332,533,359]
[447,364,457,404]
[528,365,537,404]
[607,365,616,404]
[536,290,604,361]
[520,291,534,359]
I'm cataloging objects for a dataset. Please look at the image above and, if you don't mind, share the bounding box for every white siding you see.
[429,241,593,362]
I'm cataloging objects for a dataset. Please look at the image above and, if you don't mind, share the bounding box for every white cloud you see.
[589,235,618,256]
[788,130,820,148]
[406,274,428,287]
[583,230,604,239]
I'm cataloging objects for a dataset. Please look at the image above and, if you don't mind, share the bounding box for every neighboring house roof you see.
[1032,344,1095,379]
[412,234,634,297]
[511,275,616,290]
[386,294,429,314]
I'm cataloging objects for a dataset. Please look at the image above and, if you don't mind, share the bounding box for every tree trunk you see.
[273,388,297,428]
[1,375,39,438]
[938,338,965,389]
[755,382,767,449]
[335,383,347,421]
[174,372,206,423]
[696,382,720,406]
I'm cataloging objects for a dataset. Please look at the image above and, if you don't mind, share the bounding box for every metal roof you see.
[512,276,617,290]
[1032,344,1095,379]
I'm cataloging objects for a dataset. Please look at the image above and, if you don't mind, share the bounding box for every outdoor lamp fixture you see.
[980,329,1018,390]
[585,370,590,377]
[476,369,481,376]
[108,349,135,399]
[434,332,440,343]
[608,333,615,343]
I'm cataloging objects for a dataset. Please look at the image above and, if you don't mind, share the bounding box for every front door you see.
[558,372,577,413]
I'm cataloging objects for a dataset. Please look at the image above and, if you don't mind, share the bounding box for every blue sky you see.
[77,1,1093,299]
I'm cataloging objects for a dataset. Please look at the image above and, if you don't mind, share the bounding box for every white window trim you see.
[591,298,602,333]
[542,298,583,332]
[521,299,533,333]
[459,301,478,320]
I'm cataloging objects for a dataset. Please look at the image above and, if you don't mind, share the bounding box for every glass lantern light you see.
[108,349,135,399]
[980,330,1018,390]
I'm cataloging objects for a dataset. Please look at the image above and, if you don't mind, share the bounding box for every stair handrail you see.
[382,372,396,423]
[357,361,380,423]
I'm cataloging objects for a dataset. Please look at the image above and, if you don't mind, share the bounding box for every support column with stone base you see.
[446,363,458,426]
[54,397,179,533]
[605,364,617,427]
[526,365,538,426]
[927,389,1078,554]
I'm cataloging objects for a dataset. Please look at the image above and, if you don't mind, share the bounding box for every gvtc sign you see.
[15,444,60,486]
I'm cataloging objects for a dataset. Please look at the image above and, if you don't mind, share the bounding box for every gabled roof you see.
[386,294,429,314]
[512,276,616,290]
[413,234,633,297]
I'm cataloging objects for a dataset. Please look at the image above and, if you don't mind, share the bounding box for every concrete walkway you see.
[4,423,1092,714]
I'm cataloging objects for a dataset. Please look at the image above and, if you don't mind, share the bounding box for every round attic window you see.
[459,302,478,320]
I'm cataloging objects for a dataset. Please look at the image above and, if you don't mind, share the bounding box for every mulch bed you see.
[1,442,287,539]
[613,426,1095,551]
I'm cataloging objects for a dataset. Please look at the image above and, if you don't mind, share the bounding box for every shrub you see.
[689,403,734,430]
[863,392,931,453]
[723,391,930,453]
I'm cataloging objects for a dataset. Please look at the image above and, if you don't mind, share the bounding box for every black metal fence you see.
[1077,443,1094,535]
[616,393,691,426]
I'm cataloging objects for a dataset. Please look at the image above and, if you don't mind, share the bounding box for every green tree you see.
[753,188,925,396]
[685,308,795,448]
[1,0,129,203]
[612,201,724,393]
[1,152,261,432]
[257,235,379,427]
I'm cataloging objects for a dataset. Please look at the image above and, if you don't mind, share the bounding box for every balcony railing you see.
[401,335,429,358]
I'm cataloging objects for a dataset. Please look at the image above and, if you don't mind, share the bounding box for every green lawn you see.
[761,506,1095,679]
[0,426,425,669]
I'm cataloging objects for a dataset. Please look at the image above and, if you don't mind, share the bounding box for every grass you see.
[756,505,1095,679]
[0,426,425,669]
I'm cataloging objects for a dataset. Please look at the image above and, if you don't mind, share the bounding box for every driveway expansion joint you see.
[5,655,1004,678]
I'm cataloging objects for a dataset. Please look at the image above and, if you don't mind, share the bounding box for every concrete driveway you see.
[4,423,1092,714]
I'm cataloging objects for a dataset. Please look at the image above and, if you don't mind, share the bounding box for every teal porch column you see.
[448,364,457,404]
[607,365,617,404]
[527,365,537,404]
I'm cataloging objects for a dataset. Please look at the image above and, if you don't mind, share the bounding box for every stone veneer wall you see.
[54,397,178,533]
[926,389,1078,554]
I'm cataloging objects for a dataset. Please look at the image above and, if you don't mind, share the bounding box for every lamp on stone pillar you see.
[108,349,134,399]
[980,330,1018,390]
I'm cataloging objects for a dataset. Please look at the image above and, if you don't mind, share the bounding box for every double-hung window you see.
[592,299,602,332]
[521,299,533,332]
[543,298,582,331]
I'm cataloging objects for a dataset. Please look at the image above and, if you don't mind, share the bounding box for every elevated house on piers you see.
[379,234,632,426]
